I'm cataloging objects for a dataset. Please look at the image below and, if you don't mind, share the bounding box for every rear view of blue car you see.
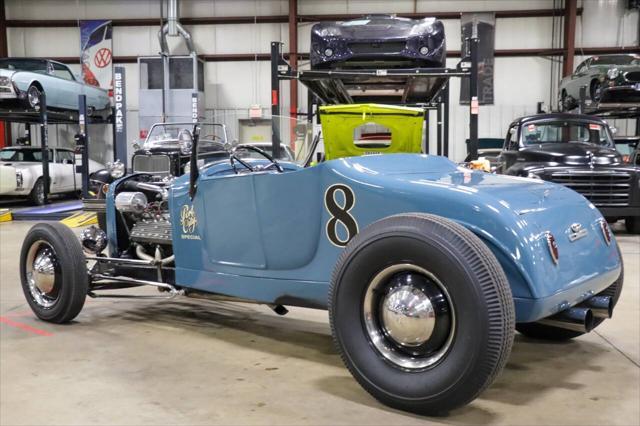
[310,15,446,70]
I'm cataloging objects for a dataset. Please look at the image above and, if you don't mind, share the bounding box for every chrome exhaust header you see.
[579,295,613,319]
[537,307,595,333]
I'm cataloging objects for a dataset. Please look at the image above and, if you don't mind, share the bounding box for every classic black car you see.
[497,113,640,234]
[87,122,229,229]
[310,14,445,70]
[131,122,228,177]
[558,54,640,111]
[90,122,228,191]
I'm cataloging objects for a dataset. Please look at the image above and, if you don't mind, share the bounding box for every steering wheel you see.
[230,144,284,174]
[201,134,222,142]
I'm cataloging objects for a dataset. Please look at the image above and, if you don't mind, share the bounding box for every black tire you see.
[29,178,45,205]
[625,216,640,234]
[20,222,88,323]
[97,212,107,232]
[517,263,624,341]
[558,90,574,112]
[590,80,602,103]
[26,84,42,109]
[558,90,567,112]
[329,213,515,415]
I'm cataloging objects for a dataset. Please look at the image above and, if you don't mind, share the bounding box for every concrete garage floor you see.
[1,221,638,426]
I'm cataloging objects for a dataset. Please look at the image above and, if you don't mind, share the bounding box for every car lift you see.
[572,85,640,135]
[0,95,116,206]
[270,37,480,160]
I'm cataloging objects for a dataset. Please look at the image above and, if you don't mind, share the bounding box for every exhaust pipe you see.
[579,295,613,319]
[538,307,595,333]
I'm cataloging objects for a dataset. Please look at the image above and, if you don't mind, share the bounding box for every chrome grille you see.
[549,171,632,207]
[132,154,171,176]
[624,71,640,83]
[348,41,406,55]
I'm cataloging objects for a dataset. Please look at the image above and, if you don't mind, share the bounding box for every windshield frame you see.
[519,119,614,148]
[144,122,229,149]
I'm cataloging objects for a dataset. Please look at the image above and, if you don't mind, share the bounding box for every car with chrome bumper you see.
[86,122,229,228]
[0,146,102,205]
[497,113,640,234]
[558,54,640,111]
[21,121,623,416]
[0,58,110,117]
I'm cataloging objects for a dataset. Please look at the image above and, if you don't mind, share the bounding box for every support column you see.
[468,38,479,161]
[443,83,450,158]
[288,0,298,118]
[562,0,577,77]
[39,93,50,205]
[0,0,11,146]
[78,95,90,199]
[271,42,281,159]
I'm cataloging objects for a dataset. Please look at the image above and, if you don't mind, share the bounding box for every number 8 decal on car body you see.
[325,184,359,247]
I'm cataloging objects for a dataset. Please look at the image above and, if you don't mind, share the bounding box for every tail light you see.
[599,220,611,246]
[545,232,559,265]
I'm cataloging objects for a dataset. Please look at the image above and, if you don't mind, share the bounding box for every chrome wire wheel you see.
[25,240,60,309]
[27,85,41,109]
[363,263,455,371]
[33,180,45,205]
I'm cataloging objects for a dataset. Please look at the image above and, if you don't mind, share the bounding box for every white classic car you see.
[0,146,103,205]
[0,58,110,117]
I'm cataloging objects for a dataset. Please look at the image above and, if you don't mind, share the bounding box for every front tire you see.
[558,90,574,112]
[26,84,42,110]
[591,80,602,103]
[20,223,88,323]
[625,216,640,234]
[29,178,45,205]
[329,214,515,415]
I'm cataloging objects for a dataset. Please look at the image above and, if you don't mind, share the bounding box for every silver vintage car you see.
[0,58,110,117]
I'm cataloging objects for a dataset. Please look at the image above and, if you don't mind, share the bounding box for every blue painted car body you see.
[106,153,621,323]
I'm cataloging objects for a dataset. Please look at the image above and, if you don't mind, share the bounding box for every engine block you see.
[130,219,173,245]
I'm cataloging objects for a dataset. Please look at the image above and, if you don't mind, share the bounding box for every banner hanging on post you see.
[80,20,113,92]
[460,13,495,105]
[113,66,128,166]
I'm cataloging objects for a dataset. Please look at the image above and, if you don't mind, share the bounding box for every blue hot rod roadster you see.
[20,123,623,415]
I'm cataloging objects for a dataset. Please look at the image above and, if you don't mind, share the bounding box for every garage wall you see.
[4,0,639,161]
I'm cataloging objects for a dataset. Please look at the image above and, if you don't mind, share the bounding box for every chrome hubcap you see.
[363,264,455,370]
[381,285,435,347]
[28,88,40,107]
[25,241,59,308]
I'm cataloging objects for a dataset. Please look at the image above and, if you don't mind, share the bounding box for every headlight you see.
[324,48,334,57]
[419,46,430,56]
[15,170,23,188]
[607,68,619,79]
[107,159,125,179]
[0,76,11,86]
[526,171,542,179]
[179,137,193,155]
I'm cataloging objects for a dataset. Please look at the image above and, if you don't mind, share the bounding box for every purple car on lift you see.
[310,14,446,70]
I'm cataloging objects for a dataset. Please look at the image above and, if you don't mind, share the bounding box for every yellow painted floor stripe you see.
[0,209,12,223]
[60,211,97,228]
